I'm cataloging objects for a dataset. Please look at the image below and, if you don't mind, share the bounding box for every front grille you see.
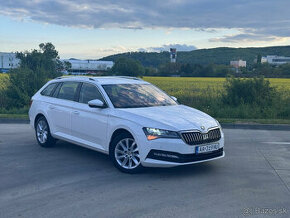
[181,128,221,145]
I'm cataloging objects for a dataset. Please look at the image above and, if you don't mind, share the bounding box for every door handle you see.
[73,111,80,115]
[49,105,55,110]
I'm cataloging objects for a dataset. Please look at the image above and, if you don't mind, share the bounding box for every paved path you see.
[0,124,289,218]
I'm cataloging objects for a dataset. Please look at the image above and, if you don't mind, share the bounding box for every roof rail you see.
[55,76,70,79]
[55,76,97,81]
[115,76,143,81]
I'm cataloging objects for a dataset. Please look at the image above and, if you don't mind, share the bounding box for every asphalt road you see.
[0,124,289,218]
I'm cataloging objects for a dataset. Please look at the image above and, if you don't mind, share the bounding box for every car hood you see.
[117,105,218,132]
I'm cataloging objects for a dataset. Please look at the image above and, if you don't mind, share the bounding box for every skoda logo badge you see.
[203,134,209,140]
[201,126,205,130]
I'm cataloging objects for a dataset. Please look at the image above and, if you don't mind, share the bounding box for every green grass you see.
[217,118,290,125]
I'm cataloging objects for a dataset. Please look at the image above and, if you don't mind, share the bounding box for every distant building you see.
[0,52,20,73]
[230,60,246,68]
[261,55,290,65]
[170,48,177,63]
[261,56,268,63]
[61,59,114,75]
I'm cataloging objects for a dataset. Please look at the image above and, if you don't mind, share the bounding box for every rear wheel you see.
[35,116,56,147]
[110,133,143,173]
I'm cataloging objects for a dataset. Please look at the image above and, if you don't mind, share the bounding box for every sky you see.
[1,0,290,59]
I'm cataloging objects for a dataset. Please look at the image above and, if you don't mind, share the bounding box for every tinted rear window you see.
[41,83,58,96]
[57,82,79,101]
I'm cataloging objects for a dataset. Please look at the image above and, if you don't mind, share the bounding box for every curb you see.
[0,118,30,124]
[0,118,290,130]
[221,123,290,131]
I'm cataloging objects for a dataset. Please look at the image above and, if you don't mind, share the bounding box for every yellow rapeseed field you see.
[143,77,290,98]
[0,74,289,97]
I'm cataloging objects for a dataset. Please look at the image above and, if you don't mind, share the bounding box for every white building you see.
[61,59,114,74]
[0,52,20,73]
[230,60,246,68]
[261,55,290,65]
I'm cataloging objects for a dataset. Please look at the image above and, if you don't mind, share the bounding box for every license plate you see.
[195,143,219,154]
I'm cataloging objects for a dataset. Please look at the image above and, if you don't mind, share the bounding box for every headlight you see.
[143,127,180,140]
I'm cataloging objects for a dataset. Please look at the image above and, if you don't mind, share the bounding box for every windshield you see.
[102,84,178,108]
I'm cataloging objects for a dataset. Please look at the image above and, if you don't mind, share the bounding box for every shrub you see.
[222,77,280,107]
[3,42,64,109]
[5,67,47,108]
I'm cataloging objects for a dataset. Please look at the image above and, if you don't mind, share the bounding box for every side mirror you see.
[171,96,177,101]
[88,99,106,108]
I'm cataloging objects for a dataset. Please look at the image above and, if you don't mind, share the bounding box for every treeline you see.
[108,57,290,78]
[100,45,290,67]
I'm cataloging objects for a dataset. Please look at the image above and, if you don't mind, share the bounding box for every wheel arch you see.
[34,113,46,129]
[109,128,134,150]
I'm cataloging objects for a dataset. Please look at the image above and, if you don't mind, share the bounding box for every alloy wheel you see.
[36,119,48,144]
[114,138,141,169]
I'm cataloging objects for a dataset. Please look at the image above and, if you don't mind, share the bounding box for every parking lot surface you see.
[0,124,289,218]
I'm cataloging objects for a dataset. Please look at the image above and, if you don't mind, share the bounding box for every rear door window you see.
[41,83,58,96]
[57,82,80,101]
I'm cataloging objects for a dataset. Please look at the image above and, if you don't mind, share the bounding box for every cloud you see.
[210,33,279,43]
[139,44,197,52]
[1,0,290,41]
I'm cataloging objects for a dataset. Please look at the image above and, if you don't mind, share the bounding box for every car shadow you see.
[54,140,218,178]
[143,162,216,177]
[54,140,111,166]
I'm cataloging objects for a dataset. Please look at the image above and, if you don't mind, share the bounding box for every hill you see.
[99,45,290,67]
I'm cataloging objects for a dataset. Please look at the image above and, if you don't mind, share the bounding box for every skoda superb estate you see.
[29,76,224,173]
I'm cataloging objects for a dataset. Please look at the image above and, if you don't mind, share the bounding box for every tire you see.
[109,133,143,174]
[35,116,56,147]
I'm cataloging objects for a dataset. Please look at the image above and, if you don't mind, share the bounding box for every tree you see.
[180,63,193,77]
[111,57,145,76]
[213,65,232,77]
[17,42,63,78]
[6,67,46,108]
[144,67,158,76]
[257,54,262,64]
[63,61,72,71]
[158,62,181,76]
[5,42,65,108]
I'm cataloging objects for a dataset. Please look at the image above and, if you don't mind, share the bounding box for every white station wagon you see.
[29,76,224,173]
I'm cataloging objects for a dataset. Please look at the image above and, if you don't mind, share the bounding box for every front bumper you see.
[146,148,223,163]
[138,134,225,168]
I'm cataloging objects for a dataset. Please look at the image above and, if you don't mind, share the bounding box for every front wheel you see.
[110,133,143,174]
[35,116,56,147]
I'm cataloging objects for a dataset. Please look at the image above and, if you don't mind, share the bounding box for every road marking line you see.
[262,142,290,145]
